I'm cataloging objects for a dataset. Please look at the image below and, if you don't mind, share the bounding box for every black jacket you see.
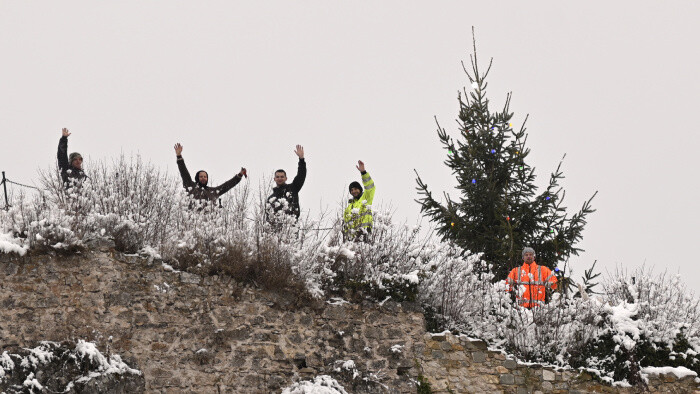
[177,157,242,203]
[57,136,86,186]
[267,158,306,219]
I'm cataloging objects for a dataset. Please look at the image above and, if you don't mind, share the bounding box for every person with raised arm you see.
[343,160,375,241]
[57,128,86,187]
[266,145,307,222]
[174,143,246,204]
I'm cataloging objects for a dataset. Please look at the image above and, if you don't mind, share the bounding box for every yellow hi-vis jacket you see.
[343,171,376,235]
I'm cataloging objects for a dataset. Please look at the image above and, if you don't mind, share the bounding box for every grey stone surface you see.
[542,369,555,381]
[503,358,518,369]
[472,351,486,363]
[500,374,515,385]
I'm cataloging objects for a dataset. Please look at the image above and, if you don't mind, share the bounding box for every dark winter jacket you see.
[266,158,307,219]
[57,136,86,186]
[177,156,242,203]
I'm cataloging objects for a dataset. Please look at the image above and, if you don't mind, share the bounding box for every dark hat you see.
[349,181,362,193]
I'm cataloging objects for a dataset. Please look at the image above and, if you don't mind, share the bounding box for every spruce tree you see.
[415,41,596,281]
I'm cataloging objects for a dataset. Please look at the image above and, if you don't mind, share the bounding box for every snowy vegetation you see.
[0,340,141,393]
[1,156,699,386]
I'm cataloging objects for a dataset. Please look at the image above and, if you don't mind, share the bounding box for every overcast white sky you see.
[2,1,699,294]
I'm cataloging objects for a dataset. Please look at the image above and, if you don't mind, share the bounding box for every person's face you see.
[274,171,287,186]
[350,187,362,199]
[523,252,535,263]
[71,157,83,170]
[198,172,208,186]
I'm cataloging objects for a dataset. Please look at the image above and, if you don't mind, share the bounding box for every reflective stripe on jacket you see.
[505,261,558,308]
[343,171,376,234]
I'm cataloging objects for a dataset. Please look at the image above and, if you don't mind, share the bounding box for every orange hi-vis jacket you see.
[506,261,558,308]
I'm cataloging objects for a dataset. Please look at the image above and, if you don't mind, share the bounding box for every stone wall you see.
[418,332,700,393]
[1,247,698,393]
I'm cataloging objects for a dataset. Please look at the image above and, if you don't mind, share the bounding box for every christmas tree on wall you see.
[415,38,597,281]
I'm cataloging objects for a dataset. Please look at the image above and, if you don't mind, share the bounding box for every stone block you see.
[661,373,677,383]
[386,327,403,339]
[230,356,247,368]
[4,263,18,276]
[504,358,518,369]
[576,371,593,381]
[500,374,515,385]
[299,314,313,325]
[446,351,467,361]
[472,351,486,363]
[230,326,251,341]
[179,272,200,284]
[431,333,447,342]
[365,326,382,339]
[322,306,349,320]
[542,369,555,381]
[466,339,488,351]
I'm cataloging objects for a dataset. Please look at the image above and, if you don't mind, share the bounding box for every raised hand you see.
[294,145,305,159]
[356,160,365,173]
[239,167,247,178]
[174,143,183,156]
[62,128,71,137]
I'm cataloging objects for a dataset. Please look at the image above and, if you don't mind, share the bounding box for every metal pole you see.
[1,171,9,211]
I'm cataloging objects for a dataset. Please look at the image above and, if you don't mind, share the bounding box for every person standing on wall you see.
[174,143,247,204]
[57,128,86,188]
[343,160,375,242]
[505,247,558,308]
[266,145,306,224]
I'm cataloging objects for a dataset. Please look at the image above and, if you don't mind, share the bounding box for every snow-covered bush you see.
[0,341,141,393]
[281,375,348,394]
[319,213,432,302]
[566,268,700,384]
